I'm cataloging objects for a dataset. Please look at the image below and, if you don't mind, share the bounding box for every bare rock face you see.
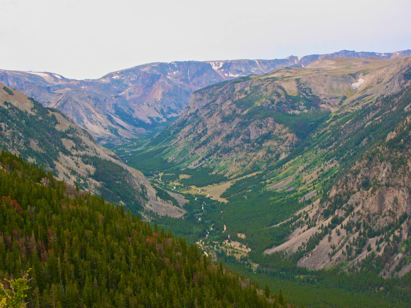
[262,61,411,277]
[1,49,410,144]
[143,56,411,178]
[0,60,287,144]
[0,83,184,218]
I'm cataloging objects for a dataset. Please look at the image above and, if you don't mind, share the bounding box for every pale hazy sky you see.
[1,0,410,79]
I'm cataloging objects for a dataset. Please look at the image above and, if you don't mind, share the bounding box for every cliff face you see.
[135,56,411,276]
[0,60,286,144]
[1,49,410,143]
[262,63,411,277]
[142,57,411,177]
[0,83,185,217]
[269,110,411,278]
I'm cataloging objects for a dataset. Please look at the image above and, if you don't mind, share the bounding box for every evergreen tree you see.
[0,151,290,307]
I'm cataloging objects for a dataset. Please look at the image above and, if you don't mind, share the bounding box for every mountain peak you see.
[1,49,411,143]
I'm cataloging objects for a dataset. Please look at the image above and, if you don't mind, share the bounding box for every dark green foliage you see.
[155,186,179,206]
[361,177,371,190]
[0,96,146,214]
[225,260,411,308]
[110,66,411,307]
[0,151,281,307]
[403,67,411,80]
[2,86,14,95]
[234,87,263,110]
[156,194,217,244]
[271,110,329,140]
[128,147,228,185]
[178,168,228,186]
[0,99,70,169]
[127,147,175,175]
[239,106,329,140]
[81,156,144,211]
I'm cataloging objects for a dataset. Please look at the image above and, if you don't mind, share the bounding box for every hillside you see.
[265,84,411,276]
[134,56,411,177]
[124,55,411,285]
[0,151,287,307]
[0,61,287,144]
[1,50,410,144]
[0,84,183,217]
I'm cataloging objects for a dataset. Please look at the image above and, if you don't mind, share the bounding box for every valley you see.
[0,151,285,307]
[109,55,411,306]
[3,0,411,305]
[2,50,411,307]
[0,83,183,216]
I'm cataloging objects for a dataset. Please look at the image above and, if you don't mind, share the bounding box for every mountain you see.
[135,56,411,177]
[264,76,411,276]
[0,83,184,217]
[0,150,286,307]
[128,55,411,281]
[1,50,410,144]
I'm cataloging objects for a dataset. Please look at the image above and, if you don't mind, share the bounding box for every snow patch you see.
[351,78,364,90]
[112,75,121,80]
[209,61,224,71]
[26,72,52,80]
[225,72,242,78]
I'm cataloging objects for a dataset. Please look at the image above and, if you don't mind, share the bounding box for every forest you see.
[0,150,289,307]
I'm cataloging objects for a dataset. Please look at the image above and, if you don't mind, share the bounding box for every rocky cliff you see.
[1,50,410,143]
[134,56,411,276]
[0,83,184,217]
[141,56,411,177]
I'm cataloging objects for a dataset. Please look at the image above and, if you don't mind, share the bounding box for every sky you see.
[1,0,410,80]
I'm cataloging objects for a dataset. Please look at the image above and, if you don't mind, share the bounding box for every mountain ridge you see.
[137,56,411,177]
[1,49,410,143]
[0,83,185,217]
[128,55,411,278]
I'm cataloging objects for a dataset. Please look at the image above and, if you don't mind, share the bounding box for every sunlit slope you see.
[127,56,411,277]
[0,84,183,217]
[136,57,411,177]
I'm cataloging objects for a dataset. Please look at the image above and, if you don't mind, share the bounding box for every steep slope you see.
[265,83,411,277]
[0,61,286,144]
[128,56,411,279]
[0,84,183,217]
[1,50,410,143]
[0,151,286,307]
[136,56,411,177]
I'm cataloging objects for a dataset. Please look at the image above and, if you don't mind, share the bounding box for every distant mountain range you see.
[2,47,411,304]
[139,56,411,176]
[1,49,410,144]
